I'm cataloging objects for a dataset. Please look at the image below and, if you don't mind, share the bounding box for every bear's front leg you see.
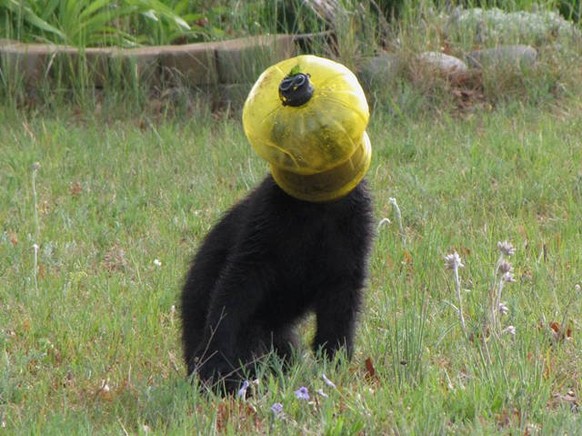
[195,259,273,393]
[312,276,363,361]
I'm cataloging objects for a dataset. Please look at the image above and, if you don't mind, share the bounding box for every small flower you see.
[502,272,516,283]
[31,162,41,172]
[497,241,515,257]
[575,284,581,293]
[270,402,283,416]
[322,373,336,389]
[499,302,509,315]
[236,380,250,399]
[502,325,516,336]
[497,260,513,275]
[444,252,464,270]
[294,386,310,401]
[316,389,329,398]
[153,258,162,267]
[377,217,391,231]
[101,381,111,393]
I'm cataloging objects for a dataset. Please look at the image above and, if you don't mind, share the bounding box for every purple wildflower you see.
[497,260,513,275]
[271,402,283,416]
[322,373,336,389]
[497,241,516,257]
[503,271,516,283]
[444,252,464,270]
[294,386,310,401]
[236,380,250,399]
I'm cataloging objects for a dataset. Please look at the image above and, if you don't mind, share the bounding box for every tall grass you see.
[1,1,581,433]
[0,0,218,46]
[1,94,580,433]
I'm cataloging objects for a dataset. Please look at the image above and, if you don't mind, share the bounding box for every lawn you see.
[1,96,580,433]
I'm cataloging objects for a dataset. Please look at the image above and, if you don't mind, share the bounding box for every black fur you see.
[180,174,373,393]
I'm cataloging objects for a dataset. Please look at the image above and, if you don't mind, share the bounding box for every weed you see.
[445,250,468,337]
[0,2,581,434]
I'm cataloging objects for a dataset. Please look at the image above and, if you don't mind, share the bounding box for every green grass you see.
[1,95,580,433]
[1,1,580,432]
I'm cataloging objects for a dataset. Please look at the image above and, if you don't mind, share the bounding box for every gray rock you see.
[466,45,537,69]
[159,43,218,86]
[110,46,162,87]
[214,83,253,109]
[358,53,401,90]
[0,43,76,85]
[0,39,19,47]
[418,51,468,75]
[215,35,295,84]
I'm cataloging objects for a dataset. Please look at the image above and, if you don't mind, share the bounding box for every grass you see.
[1,1,581,432]
[1,92,580,433]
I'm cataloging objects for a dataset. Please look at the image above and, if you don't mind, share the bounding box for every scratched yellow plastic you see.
[242,55,370,176]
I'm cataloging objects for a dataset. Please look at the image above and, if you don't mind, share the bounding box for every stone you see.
[0,39,19,47]
[0,34,298,94]
[357,53,401,91]
[214,83,253,109]
[53,47,113,87]
[110,46,161,87]
[84,48,114,87]
[159,42,218,86]
[466,45,537,69]
[0,43,76,85]
[215,34,296,84]
[418,51,468,76]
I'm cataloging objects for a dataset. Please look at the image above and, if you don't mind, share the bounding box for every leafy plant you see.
[124,0,221,45]
[0,0,214,47]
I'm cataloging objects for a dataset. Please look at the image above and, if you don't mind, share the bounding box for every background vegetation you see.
[1,0,580,434]
[1,1,580,47]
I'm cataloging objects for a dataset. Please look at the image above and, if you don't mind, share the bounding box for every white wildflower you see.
[497,241,516,257]
[503,272,516,283]
[322,373,336,389]
[444,252,464,270]
[236,380,250,399]
[497,260,513,275]
[499,302,509,315]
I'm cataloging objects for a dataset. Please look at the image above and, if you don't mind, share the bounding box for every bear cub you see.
[180,174,373,393]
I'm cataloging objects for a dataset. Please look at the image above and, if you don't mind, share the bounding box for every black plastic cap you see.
[278,73,314,107]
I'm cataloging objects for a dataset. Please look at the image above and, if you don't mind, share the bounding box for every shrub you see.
[0,0,216,47]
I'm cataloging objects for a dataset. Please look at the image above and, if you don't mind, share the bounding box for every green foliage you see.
[1,0,581,50]
[0,0,217,46]
[375,0,410,20]
[0,0,330,47]
[124,0,227,45]
[558,0,581,21]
